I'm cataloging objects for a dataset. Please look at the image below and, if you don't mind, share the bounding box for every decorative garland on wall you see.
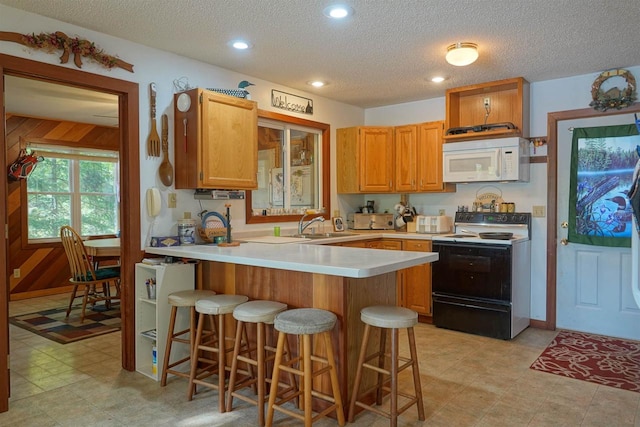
[589,68,635,112]
[0,31,134,73]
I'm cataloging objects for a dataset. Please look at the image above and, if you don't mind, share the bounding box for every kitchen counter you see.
[144,233,438,415]
[144,240,437,278]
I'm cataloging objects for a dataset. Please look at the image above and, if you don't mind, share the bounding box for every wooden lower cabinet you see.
[399,240,432,316]
[336,238,432,317]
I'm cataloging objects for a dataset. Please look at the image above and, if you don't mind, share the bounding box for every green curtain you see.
[568,124,640,247]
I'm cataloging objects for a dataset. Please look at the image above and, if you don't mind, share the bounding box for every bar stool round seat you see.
[266,308,345,427]
[360,305,417,329]
[196,294,249,315]
[188,294,249,412]
[233,300,287,324]
[274,308,337,334]
[226,300,291,426]
[348,305,424,427]
[161,289,217,387]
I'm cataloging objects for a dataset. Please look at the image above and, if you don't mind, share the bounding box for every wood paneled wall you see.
[6,114,119,300]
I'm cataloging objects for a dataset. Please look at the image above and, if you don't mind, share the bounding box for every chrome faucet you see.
[298,213,325,234]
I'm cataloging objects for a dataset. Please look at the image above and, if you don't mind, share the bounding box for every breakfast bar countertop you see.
[145,242,438,278]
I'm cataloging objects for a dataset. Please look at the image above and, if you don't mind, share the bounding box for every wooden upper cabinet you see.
[417,121,455,193]
[394,125,418,192]
[444,77,529,142]
[174,88,258,190]
[337,126,394,193]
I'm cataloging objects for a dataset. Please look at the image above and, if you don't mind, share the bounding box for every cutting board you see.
[240,236,303,244]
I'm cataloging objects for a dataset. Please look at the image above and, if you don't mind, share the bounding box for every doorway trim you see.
[0,54,141,412]
[546,103,640,331]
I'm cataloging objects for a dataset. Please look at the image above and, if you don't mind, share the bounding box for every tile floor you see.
[2,294,640,426]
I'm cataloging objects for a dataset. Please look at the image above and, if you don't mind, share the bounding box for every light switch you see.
[168,193,177,208]
[532,205,546,217]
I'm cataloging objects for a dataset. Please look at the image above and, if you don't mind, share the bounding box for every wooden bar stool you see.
[161,289,216,386]
[347,305,424,427]
[226,300,296,426]
[187,294,249,412]
[266,308,345,427]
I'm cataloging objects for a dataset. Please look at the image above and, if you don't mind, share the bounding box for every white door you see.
[557,114,640,340]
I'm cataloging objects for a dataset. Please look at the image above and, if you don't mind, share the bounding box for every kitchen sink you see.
[289,232,359,239]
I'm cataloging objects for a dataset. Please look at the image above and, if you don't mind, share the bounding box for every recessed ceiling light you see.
[431,76,446,83]
[323,4,354,19]
[230,40,252,50]
[308,81,326,88]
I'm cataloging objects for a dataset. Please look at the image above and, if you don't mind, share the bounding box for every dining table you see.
[83,237,121,310]
[83,237,121,258]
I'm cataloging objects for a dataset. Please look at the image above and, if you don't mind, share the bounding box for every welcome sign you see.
[271,90,314,115]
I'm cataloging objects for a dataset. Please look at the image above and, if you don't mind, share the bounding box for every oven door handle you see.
[435,299,510,313]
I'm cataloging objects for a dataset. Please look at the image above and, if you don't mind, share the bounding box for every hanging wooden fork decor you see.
[147,83,161,158]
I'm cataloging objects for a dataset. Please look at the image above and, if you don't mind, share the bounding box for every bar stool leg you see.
[217,312,227,413]
[377,327,387,405]
[390,328,398,427]
[266,331,286,426]
[348,323,370,422]
[303,334,312,427]
[187,312,206,401]
[256,322,266,426]
[161,305,178,386]
[322,331,346,426]
[408,327,425,421]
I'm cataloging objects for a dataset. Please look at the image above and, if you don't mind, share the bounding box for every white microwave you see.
[442,137,530,183]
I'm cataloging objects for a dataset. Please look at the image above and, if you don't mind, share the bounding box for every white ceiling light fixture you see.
[230,40,252,50]
[431,76,446,83]
[323,4,354,19]
[308,80,326,88]
[445,42,478,66]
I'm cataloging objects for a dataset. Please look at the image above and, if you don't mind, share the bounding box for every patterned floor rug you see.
[9,304,121,344]
[530,330,640,393]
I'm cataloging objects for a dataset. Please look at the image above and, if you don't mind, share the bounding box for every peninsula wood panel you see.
[5,114,119,299]
[198,260,397,412]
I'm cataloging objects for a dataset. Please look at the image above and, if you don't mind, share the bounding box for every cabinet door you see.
[200,90,258,189]
[358,127,394,192]
[417,121,453,192]
[401,240,432,315]
[395,125,418,191]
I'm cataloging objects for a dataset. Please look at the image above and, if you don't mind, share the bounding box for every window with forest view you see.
[27,145,120,240]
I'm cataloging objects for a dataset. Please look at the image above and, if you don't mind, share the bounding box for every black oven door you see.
[432,242,512,302]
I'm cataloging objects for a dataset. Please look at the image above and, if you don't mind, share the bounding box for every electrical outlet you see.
[483,97,491,108]
[168,192,177,208]
[532,205,546,217]
[439,209,446,216]
[13,268,20,278]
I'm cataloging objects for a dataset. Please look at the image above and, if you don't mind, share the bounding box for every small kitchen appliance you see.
[415,215,452,234]
[431,212,531,339]
[347,213,394,230]
[442,137,530,183]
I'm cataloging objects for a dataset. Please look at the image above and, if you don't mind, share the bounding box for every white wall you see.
[364,65,640,322]
[0,4,364,244]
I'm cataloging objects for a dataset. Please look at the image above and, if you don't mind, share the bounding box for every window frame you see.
[22,144,120,245]
[245,109,330,224]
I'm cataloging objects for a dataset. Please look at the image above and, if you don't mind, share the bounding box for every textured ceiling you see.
[2,0,640,110]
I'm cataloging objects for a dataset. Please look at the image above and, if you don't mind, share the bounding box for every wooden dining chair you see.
[60,226,121,322]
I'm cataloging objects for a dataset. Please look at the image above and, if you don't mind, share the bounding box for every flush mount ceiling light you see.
[445,42,478,66]
[308,80,326,88]
[230,40,252,50]
[431,76,446,83]
[323,4,354,19]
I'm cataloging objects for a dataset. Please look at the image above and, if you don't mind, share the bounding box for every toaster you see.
[347,213,394,230]
[415,215,452,234]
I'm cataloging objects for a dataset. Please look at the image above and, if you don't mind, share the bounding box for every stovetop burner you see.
[432,212,531,245]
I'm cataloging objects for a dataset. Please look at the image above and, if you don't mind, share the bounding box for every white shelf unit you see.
[135,262,195,381]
